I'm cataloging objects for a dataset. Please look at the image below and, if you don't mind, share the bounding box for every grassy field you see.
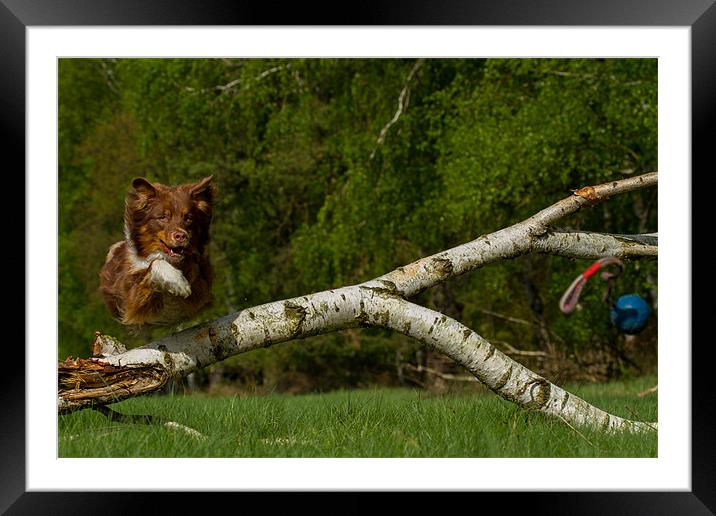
[58,375,657,458]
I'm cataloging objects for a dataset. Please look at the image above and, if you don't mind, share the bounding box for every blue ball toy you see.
[609,294,651,334]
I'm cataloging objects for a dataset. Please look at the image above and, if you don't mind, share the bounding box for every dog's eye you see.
[158,214,169,222]
[185,215,193,224]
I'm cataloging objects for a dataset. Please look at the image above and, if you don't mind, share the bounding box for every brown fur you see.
[99,176,214,328]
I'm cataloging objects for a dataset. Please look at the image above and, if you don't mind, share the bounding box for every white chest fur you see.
[125,240,192,298]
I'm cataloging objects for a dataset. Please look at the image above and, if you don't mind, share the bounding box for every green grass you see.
[58,375,657,458]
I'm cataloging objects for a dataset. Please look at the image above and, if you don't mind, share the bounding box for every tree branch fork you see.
[59,173,658,433]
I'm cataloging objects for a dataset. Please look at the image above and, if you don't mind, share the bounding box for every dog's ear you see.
[189,176,213,217]
[190,176,213,199]
[131,177,157,198]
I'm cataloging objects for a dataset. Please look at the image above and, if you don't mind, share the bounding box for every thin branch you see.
[215,64,291,93]
[402,363,478,382]
[532,172,658,226]
[544,70,643,88]
[637,385,658,397]
[491,340,550,358]
[623,405,657,433]
[370,59,424,159]
[92,405,206,440]
[98,60,120,98]
[478,308,530,326]
[217,58,243,67]
[215,77,242,92]
[545,71,598,80]
[478,302,567,345]
[257,64,289,81]
[556,413,597,448]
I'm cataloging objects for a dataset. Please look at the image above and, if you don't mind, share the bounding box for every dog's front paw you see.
[166,276,192,298]
[149,259,192,298]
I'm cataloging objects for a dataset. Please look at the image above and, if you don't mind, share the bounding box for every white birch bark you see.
[59,173,658,433]
[360,290,656,433]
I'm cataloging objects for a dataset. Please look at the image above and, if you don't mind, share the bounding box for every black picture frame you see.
[4,1,710,513]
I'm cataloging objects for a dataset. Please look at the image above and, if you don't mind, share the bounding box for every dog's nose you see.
[172,230,187,243]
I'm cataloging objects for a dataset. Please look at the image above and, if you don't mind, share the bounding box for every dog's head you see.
[124,176,213,264]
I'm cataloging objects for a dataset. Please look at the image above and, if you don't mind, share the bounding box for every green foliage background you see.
[58,58,657,391]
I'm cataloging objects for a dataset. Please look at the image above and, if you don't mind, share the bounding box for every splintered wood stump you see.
[58,333,170,413]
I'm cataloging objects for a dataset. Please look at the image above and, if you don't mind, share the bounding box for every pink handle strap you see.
[559,257,624,314]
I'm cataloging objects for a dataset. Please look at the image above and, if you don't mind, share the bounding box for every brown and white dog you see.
[99,176,214,329]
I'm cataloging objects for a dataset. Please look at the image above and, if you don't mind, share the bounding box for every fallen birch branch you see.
[58,173,658,433]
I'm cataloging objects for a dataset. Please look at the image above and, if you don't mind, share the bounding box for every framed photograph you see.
[6,0,710,512]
